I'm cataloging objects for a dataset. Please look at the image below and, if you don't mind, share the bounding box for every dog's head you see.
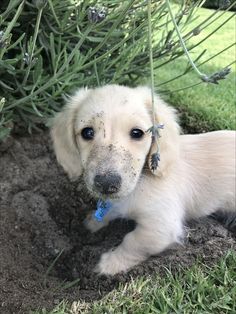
[51,85,180,199]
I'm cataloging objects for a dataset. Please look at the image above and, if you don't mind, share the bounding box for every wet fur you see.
[51,85,236,275]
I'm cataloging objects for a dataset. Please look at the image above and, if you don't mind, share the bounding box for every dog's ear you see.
[51,88,89,179]
[145,92,180,177]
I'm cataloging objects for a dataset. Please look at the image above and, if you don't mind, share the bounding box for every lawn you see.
[73,252,236,314]
[34,251,236,314]
[153,6,236,131]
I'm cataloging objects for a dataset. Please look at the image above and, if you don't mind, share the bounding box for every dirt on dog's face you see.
[74,86,153,199]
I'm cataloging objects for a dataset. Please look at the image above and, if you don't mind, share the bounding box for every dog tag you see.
[94,199,112,222]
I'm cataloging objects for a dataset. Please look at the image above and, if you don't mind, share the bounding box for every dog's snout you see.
[94,173,122,194]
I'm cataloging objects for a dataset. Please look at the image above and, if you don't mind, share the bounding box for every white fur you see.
[51,85,236,275]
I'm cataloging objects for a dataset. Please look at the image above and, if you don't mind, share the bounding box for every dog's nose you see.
[94,173,122,194]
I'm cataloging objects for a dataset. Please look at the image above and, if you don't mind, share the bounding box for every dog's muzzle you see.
[94,172,122,195]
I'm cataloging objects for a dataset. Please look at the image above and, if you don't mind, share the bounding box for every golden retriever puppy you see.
[51,85,236,275]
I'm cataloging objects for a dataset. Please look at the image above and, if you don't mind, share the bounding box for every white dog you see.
[51,85,236,275]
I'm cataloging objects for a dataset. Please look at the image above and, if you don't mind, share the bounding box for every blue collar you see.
[94,199,112,222]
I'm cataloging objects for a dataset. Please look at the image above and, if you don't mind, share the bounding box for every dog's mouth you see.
[92,185,122,200]
[87,187,122,200]
[88,183,125,201]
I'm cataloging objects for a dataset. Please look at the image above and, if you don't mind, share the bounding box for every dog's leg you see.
[84,209,121,233]
[84,211,110,233]
[95,212,183,275]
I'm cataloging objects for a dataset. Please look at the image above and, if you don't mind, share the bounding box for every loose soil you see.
[0,131,235,314]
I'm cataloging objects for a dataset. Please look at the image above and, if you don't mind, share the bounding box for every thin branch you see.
[159,60,236,95]
[157,42,235,87]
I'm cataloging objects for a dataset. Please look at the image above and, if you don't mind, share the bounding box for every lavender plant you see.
[0,0,235,139]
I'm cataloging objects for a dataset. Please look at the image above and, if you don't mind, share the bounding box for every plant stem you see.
[159,60,235,95]
[157,43,235,87]
[148,0,155,127]
[0,0,25,60]
[166,0,206,80]
[156,4,235,76]
[22,5,44,86]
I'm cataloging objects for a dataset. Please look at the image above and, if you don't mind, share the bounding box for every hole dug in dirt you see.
[0,133,235,313]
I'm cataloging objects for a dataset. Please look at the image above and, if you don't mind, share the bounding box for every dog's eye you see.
[130,128,144,140]
[81,127,94,140]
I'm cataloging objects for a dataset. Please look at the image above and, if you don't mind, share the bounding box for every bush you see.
[0,0,234,138]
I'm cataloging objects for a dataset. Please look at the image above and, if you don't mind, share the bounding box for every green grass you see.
[34,251,236,314]
[153,6,236,131]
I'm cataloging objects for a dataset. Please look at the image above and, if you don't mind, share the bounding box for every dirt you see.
[0,131,235,314]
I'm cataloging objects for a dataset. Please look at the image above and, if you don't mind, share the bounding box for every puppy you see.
[51,85,236,275]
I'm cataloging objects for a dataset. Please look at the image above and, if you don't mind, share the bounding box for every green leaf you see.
[0,127,11,140]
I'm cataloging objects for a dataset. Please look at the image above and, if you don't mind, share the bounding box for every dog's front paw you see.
[83,211,108,233]
[95,250,136,275]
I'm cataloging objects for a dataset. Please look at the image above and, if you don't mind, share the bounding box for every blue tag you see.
[94,199,112,222]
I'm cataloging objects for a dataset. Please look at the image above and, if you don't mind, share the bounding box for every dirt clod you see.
[0,132,235,313]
